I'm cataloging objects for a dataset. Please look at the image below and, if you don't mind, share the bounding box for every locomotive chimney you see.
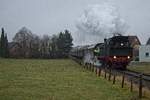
[104,38,107,43]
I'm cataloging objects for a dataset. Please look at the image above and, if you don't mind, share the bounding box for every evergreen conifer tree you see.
[0,28,9,58]
[4,34,9,57]
[0,28,5,57]
[64,30,73,57]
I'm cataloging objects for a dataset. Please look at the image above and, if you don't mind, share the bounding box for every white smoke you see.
[75,2,128,45]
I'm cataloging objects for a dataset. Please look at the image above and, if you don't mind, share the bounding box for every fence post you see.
[139,74,143,98]
[88,63,90,70]
[130,78,133,92]
[104,68,107,79]
[91,63,93,71]
[98,68,101,76]
[83,65,84,68]
[95,66,97,75]
[108,68,111,81]
[113,73,116,84]
[85,63,87,69]
[87,63,89,70]
[92,64,94,72]
[91,64,93,72]
[122,72,125,88]
[79,61,81,65]
[89,63,91,71]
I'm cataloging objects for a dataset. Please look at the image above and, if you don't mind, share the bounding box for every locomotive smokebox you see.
[104,38,107,43]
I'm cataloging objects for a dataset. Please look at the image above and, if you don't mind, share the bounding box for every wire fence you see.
[71,57,150,99]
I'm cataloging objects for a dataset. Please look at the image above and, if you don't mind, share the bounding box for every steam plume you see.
[75,3,128,45]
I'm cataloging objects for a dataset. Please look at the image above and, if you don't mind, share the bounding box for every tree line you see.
[0,28,9,58]
[0,27,73,58]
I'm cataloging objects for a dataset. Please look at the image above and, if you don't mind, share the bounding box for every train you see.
[70,35,133,69]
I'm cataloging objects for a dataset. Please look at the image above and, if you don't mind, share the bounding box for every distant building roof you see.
[146,38,150,45]
[128,36,141,47]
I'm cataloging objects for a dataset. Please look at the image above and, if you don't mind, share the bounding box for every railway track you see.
[124,69,150,81]
[70,56,150,99]
[71,57,150,89]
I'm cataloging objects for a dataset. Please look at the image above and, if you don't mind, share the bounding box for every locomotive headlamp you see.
[113,56,117,59]
[127,56,130,59]
[121,43,124,46]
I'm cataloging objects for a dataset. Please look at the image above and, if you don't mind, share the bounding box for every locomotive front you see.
[106,36,133,69]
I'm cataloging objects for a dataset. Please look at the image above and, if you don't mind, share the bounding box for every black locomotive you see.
[70,35,133,69]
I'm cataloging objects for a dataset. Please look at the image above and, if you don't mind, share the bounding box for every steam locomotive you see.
[70,35,133,69]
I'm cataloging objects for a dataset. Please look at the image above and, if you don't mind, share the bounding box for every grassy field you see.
[128,62,150,74]
[0,59,146,100]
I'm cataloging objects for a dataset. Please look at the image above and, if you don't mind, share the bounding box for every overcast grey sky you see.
[0,0,150,45]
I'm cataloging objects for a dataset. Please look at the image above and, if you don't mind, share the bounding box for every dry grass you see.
[128,62,150,74]
[0,58,139,100]
[94,68,150,100]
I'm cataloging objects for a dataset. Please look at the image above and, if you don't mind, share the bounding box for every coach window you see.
[145,52,149,57]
